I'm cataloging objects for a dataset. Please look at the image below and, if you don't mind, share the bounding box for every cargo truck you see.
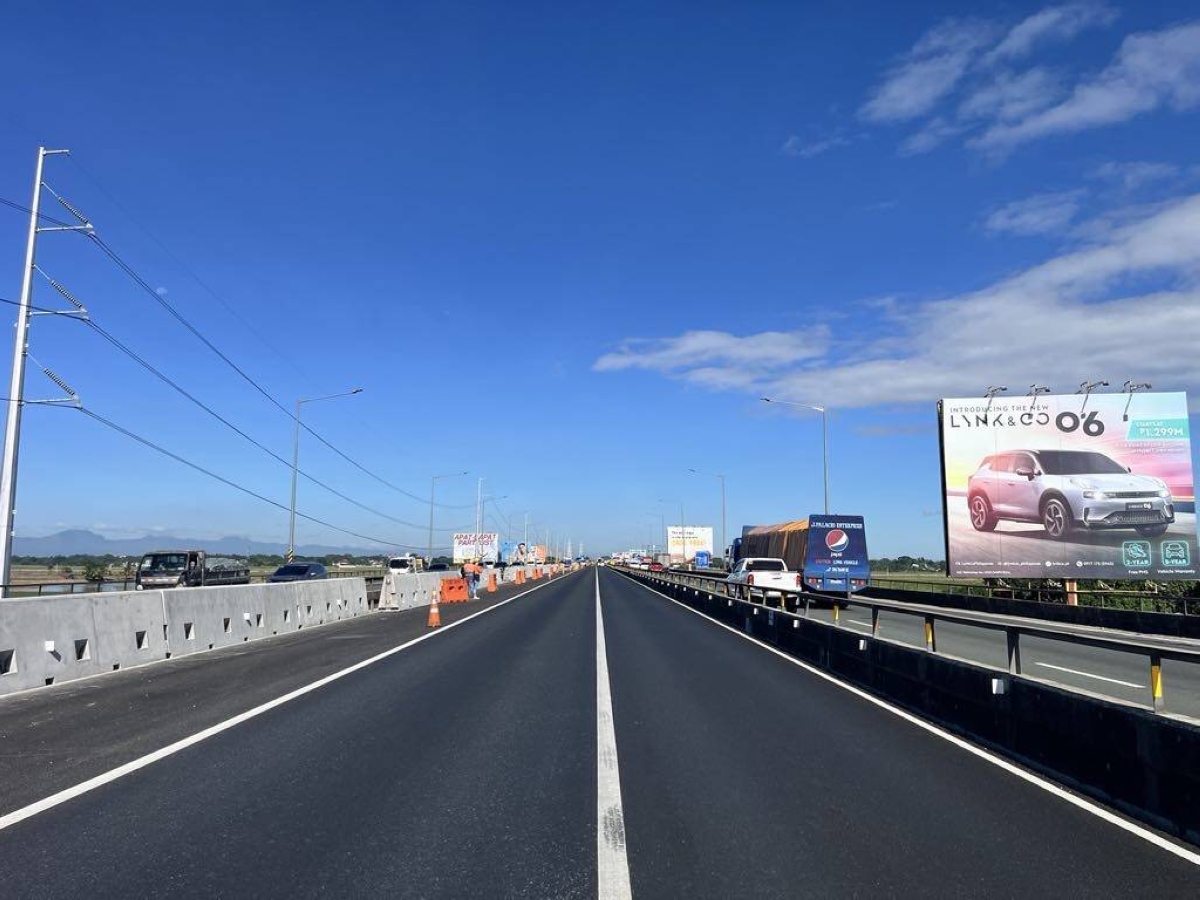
[135,550,251,589]
[735,515,870,594]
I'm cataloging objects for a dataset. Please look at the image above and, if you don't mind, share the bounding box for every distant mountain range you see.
[12,529,392,558]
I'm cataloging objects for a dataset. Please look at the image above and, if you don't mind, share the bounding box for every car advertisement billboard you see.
[667,526,714,563]
[452,532,499,563]
[500,541,546,564]
[939,392,1197,580]
[803,515,871,592]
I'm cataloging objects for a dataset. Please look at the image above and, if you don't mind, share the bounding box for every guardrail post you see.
[832,603,840,627]
[1006,628,1021,675]
[803,596,811,618]
[871,607,880,636]
[1150,653,1164,712]
[924,615,936,653]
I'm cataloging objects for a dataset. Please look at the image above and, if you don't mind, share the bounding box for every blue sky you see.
[1,0,1199,558]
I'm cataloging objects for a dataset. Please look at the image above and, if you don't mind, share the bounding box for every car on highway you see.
[966,450,1175,540]
[427,563,449,571]
[268,562,328,583]
[648,561,665,572]
[726,557,801,602]
[387,555,423,574]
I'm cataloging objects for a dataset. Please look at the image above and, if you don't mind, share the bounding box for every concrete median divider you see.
[624,569,1200,846]
[0,578,368,697]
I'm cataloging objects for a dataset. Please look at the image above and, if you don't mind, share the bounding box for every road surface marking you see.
[0,573,570,834]
[615,571,1200,868]
[595,568,634,900]
[1034,662,1144,690]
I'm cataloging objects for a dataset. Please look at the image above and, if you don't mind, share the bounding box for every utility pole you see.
[288,389,361,561]
[0,148,72,596]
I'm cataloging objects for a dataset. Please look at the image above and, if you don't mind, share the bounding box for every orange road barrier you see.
[517,569,526,584]
[440,577,470,603]
[427,597,442,628]
[487,572,497,593]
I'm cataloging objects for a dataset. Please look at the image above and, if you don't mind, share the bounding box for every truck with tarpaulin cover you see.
[734,516,870,593]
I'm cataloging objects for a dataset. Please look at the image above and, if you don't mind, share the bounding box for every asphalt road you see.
[0,566,1196,897]
[835,601,1200,719]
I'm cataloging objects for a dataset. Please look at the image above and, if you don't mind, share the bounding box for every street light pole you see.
[688,468,726,562]
[428,470,468,563]
[288,388,362,561]
[761,398,829,514]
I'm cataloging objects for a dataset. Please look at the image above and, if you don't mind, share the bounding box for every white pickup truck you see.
[725,557,800,602]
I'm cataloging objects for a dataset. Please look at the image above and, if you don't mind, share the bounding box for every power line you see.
[74,405,433,551]
[2,291,458,532]
[7,185,473,511]
[82,226,474,510]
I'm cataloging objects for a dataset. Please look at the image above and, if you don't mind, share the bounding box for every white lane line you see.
[1034,662,1144,690]
[0,573,572,834]
[595,568,634,900]
[615,572,1200,868]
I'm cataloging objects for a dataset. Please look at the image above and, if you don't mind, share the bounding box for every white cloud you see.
[958,68,1063,122]
[898,117,968,155]
[861,19,999,123]
[983,190,1085,236]
[595,193,1200,409]
[781,133,849,159]
[593,329,828,375]
[973,22,1200,152]
[986,2,1118,62]
[1088,160,1181,190]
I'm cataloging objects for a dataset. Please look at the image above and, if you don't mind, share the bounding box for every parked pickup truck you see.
[725,557,800,601]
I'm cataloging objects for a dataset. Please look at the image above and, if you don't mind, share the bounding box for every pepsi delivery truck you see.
[734,515,871,594]
[800,515,871,593]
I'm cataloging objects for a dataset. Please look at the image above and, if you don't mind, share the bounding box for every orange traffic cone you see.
[427,597,442,628]
[487,572,497,593]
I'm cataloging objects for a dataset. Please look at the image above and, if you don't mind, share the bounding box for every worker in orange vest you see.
[463,559,483,599]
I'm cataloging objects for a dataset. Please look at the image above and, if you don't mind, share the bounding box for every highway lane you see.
[835,604,1200,718]
[0,572,548,817]
[0,568,598,898]
[1,565,1197,897]
[600,568,1200,896]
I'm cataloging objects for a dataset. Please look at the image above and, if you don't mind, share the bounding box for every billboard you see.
[667,526,714,563]
[939,393,1197,580]
[453,532,499,563]
[803,515,871,592]
[500,541,546,564]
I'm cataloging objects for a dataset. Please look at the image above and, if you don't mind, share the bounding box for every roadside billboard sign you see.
[667,526,714,563]
[939,392,1197,580]
[453,532,499,563]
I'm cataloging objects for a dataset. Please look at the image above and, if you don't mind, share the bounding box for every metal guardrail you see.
[867,575,1195,615]
[624,567,1200,716]
[1,568,388,598]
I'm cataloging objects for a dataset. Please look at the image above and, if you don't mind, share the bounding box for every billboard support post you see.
[1064,579,1079,607]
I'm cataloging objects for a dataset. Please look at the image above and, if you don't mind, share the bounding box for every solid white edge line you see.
[613,571,1200,867]
[0,571,574,834]
[595,567,634,900]
[1034,662,1145,690]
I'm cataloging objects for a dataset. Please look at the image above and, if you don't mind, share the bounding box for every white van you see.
[387,555,424,574]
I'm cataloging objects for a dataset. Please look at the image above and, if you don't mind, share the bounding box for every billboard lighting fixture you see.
[984,385,1008,414]
[1077,380,1109,414]
[1028,385,1051,397]
[1122,381,1152,422]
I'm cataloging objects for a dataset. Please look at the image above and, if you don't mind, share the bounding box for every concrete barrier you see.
[375,565,540,611]
[626,570,1200,845]
[0,578,368,697]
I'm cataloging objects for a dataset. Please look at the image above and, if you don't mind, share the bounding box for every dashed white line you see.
[613,570,1200,868]
[0,574,568,834]
[1034,662,1144,690]
[595,568,634,900]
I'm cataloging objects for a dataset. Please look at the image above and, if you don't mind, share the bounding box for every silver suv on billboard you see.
[967,449,1174,540]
